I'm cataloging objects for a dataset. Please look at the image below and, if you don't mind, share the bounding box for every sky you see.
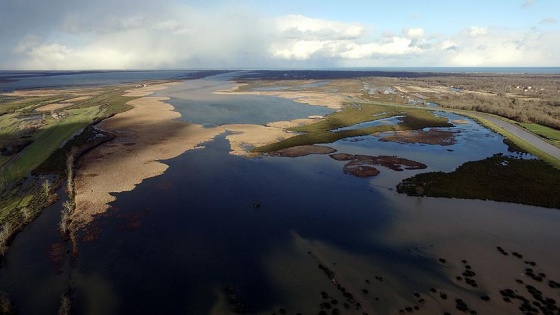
[0,0,559,70]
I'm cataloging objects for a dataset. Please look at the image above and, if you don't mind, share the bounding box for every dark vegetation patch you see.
[503,138,528,154]
[397,154,560,209]
[0,139,33,156]
[35,125,113,175]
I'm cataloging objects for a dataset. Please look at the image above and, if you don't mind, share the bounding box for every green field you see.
[1,88,134,184]
[521,123,560,146]
[2,107,101,181]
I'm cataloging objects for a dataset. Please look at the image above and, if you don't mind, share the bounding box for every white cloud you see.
[442,28,560,67]
[403,28,424,38]
[270,15,428,61]
[464,26,489,36]
[1,2,559,69]
[270,40,333,60]
[276,15,365,40]
[340,37,422,59]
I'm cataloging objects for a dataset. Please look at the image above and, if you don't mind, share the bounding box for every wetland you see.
[0,70,559,315]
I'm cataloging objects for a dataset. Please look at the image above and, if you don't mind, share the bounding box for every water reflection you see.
[75,134,447,314]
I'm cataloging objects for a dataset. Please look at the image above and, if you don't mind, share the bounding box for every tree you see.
[43,179,51,198]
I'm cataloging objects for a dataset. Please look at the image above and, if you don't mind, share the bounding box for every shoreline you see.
[71,80,347,230]
[72,83,223,231]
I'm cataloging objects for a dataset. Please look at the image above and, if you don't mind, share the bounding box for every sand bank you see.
[216,87,347,110]
[72,83,222,230]
[223,124,293,157]
[224,116,324,156]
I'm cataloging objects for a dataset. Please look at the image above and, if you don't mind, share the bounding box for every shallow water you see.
[1,75,559,315]
[156,74,333,127]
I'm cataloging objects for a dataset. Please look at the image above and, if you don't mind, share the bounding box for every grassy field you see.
[397,155,560,209]
[0,95,65,115]
[73,87,134,117]
[521,123,560,146]
[2,107,101,181]
[0,85,138,249]
[252,103,452,153]
[1,87,135,183]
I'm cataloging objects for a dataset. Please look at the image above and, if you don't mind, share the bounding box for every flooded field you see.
[1,75,559,315]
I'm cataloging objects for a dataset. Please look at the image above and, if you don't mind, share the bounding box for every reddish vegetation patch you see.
[117,208,151,231]
[330,153,355,161]
[47,242,66,274]
[343,165,380,177]
[331,153,427,177]
[82,224,103,243]
[118,212,143,230]
[270,145,337,157]
[379,129,457,146]
[155,181,173,191]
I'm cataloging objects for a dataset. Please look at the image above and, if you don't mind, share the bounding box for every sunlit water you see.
[1,74,559,315]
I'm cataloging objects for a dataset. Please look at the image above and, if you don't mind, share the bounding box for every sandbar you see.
[223,124,294,157]
[216,85,349,110]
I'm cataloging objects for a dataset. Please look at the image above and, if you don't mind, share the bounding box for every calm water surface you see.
[0,70,196,92]
[156,74,333,126]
